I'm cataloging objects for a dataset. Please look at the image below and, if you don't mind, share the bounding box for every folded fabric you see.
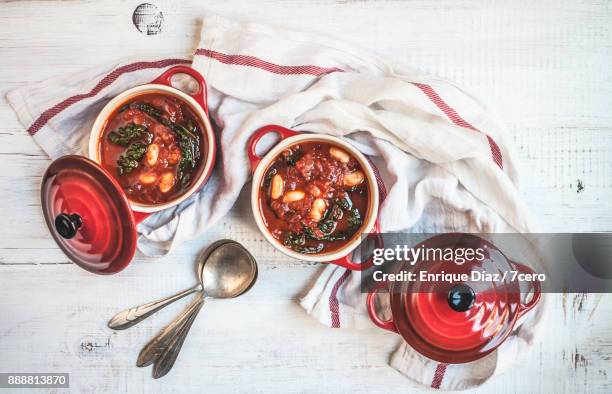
[7,13,546,390]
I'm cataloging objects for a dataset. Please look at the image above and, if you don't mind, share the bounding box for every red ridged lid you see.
[389,234,539,363]
[41,155,137,274]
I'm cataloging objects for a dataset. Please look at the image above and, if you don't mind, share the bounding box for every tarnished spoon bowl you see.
[202,242,257,299]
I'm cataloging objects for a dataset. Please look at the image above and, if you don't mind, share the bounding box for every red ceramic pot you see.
[41,66,216,275]
[247,125,382,270]
[366,233,542,363]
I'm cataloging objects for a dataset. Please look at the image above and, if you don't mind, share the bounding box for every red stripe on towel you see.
[431,363,448,389]
[195,48,344,76]
[329,269,351,327]
[27,58,191,135]
[367,157,388,201]
[412,82,504,169]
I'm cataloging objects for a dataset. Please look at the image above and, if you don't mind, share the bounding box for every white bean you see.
[146,143,159,167]
[329,147,350,164]
[343,171,365,187]
[270,174,284,199]
[139,173,157,185]
[282,190,305,203]
[309,198,327,221]
[158,172,175,193]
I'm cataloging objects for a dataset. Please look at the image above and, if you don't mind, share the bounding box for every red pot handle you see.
[331,222,383,271]
[510,260,542,319]
[132,211,151,225]
[246,125,299,172]
[366,285,397,332]
[153,65,208,116]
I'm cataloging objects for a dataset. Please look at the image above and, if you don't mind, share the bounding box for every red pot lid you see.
[41,155,138,274]
[389,234,532,364]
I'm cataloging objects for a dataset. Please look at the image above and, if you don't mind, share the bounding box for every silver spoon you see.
[136,292,205,368]
[139,241,258,378]
[134,240,256,365]
[108,239,234,330]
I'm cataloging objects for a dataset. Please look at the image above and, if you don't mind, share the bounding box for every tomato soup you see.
[259,142,370,254]
[99,94,205,205]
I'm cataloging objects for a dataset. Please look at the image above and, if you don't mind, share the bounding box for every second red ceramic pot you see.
[367,233,542,363]
[247,125,382,270]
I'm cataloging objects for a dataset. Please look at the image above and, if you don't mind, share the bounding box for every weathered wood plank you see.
[0,0,610,392]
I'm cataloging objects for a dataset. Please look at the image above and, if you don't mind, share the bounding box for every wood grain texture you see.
[0,0,610,392]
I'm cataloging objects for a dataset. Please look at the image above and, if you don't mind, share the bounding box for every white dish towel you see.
[7,13,547,390]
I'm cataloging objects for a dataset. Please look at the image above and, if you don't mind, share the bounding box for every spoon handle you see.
[108,285,199,330]
[137,292,204,368]
[152,298,205,378]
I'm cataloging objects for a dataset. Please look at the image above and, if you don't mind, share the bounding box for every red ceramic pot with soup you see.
[247,125,382,270]
[40,66,216,274]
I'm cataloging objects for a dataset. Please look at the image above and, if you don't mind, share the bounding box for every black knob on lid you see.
[54,213,83,239]
[447,284,475,312]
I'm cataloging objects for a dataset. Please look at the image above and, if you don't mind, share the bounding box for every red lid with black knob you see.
[368,233,542,364]
[41,155,138,274]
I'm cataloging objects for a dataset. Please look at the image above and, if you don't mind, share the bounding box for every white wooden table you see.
[0,1,610,393]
